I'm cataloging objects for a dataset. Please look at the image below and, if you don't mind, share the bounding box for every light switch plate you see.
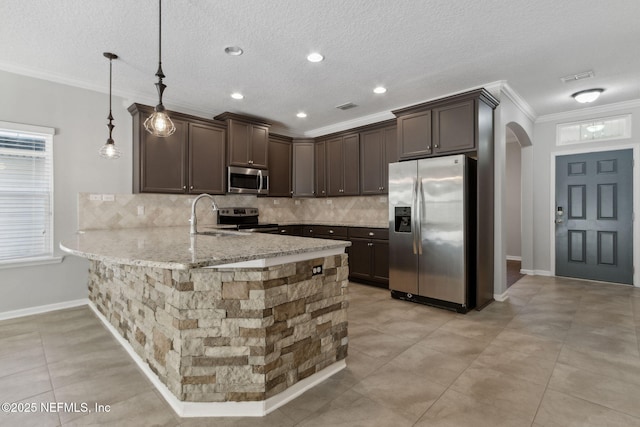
[137,205,145,216]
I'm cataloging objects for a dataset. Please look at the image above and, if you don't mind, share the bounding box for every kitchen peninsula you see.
[60,227,350,417]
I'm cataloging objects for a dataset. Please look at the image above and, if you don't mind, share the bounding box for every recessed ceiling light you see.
[224,46,243,56]
[231,92,244,100]
[307,53,324,63]
[572,88,604,103]
[296,112,307,118]
[373,86,387,94]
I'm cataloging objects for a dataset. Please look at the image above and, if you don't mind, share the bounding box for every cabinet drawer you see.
[303,225,348,239]
[277,225,303,236]
[348,227,389,240]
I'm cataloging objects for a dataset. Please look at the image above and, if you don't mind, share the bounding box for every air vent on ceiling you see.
[336,102,358,110]
[561,70,594,83]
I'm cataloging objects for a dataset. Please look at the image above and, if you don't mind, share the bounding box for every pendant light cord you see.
[158,0,162,68]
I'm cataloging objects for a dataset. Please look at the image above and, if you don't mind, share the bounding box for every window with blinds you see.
[0,122,54,263]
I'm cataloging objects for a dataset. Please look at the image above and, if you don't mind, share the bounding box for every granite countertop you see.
[59,227,350,270]
[276,221,388,228]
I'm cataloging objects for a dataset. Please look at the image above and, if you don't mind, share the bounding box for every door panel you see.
[388,161,418,294]
[555,149,633,284]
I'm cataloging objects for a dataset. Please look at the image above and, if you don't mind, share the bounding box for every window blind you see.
[0,126,54,262]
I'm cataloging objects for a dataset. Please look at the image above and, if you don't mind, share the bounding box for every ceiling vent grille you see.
[336,102,357,110]
[561,70,594,83]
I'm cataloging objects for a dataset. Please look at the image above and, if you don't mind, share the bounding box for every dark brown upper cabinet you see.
[292,140,315,197]
[360,124,397,195]
[214,112,270,169]
[267,134,292,197]
[129,103,226,194]
[393,89,498,161]
[326,134,359,196]
[315,141,327,197]
[397,110,432,159]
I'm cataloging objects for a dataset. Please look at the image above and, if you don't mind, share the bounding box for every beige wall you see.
[505,141,522,258]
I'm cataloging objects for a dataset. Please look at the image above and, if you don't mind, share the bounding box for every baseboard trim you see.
[519,269,552,276]
[506,255,522,261]
[494,290,509,302]
[0,299,89,321]
[520,269,535,275]
[88,302,346,417]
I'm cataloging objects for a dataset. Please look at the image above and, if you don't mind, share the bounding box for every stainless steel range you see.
[218,208,278,233]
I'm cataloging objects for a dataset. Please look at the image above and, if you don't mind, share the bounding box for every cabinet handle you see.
[290,191,294,194]
[329,230,334,234]
[249,160,253,164]
[369,232,375,236]
[380,186,384,191]
[281,230,286,233]
[368,242,373,247]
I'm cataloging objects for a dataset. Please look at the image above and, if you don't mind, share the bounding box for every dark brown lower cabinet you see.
[347,227,389,288]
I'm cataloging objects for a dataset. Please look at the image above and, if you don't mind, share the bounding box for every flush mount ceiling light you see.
[99,52,121,160]
[306,52,324,63]
[224,46,243,56]
[296,112,307,118]
[373,86,387,94]
[230,92,244,100]
[572,88,604,104]
[144,0,176,137]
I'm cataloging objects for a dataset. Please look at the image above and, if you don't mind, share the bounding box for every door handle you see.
[412,177,418,255]
[417,178,423,255]
[258,170,263,192]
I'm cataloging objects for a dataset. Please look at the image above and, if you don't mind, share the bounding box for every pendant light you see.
[144,0,175,137]
[99,52,121,159]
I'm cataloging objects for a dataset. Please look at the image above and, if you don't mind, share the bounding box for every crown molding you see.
[304,111,395,138]
[536,98,640,123]
[500,82,537,122]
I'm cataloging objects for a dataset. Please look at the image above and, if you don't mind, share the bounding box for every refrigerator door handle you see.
[412,177,418,255]
[417,178,423,255]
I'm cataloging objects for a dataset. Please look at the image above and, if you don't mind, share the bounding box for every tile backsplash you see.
[78,193,388,230]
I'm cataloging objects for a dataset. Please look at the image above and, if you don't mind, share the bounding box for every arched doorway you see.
[505,122,532,288]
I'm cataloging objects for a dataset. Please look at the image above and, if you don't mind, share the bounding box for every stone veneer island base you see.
[60,227,350,417]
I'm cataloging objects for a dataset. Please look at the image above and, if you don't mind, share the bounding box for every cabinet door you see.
[250,125,269,168]
[398,110,432,160]
[188,123,226,194]
[433,100,475,154]
[268,137,291,197]
[228,120,250,167]
[342,134,360,195]
[141,118,188,193]
[360,129,384,195]
[315,141,326,197]
[348,238,372,281]
[326,137,344,196]
[371,240,389,284]
[292,143,315,197]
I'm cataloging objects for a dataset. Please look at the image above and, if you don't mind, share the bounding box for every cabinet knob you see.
[427,146,431,150]
[368,242,373,247]
[434,144,439,148]
[281,230,286,233]
[183,186,186,190]
[322,190,325,194]
[369,232,375,236]
[248,160,253,164]
[290,191,294,194]
[329,230,334,234]
[190,185,194,190]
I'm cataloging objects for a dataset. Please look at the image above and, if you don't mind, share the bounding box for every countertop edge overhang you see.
[59,226,351,270]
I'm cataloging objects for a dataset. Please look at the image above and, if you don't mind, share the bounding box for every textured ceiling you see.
[2,0,639,136]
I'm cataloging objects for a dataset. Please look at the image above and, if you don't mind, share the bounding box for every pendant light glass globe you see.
[144,106,176,137]
[99,140,121,159]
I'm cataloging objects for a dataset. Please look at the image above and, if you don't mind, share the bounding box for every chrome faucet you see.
[190,194,219,234]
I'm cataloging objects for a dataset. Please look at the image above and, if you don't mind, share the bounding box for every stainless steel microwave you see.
[227,166,269,194]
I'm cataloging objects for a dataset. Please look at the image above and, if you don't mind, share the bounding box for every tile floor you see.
[1,275,640,426]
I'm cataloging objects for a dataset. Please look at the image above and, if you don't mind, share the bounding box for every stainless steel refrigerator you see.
[388,154,476,313]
